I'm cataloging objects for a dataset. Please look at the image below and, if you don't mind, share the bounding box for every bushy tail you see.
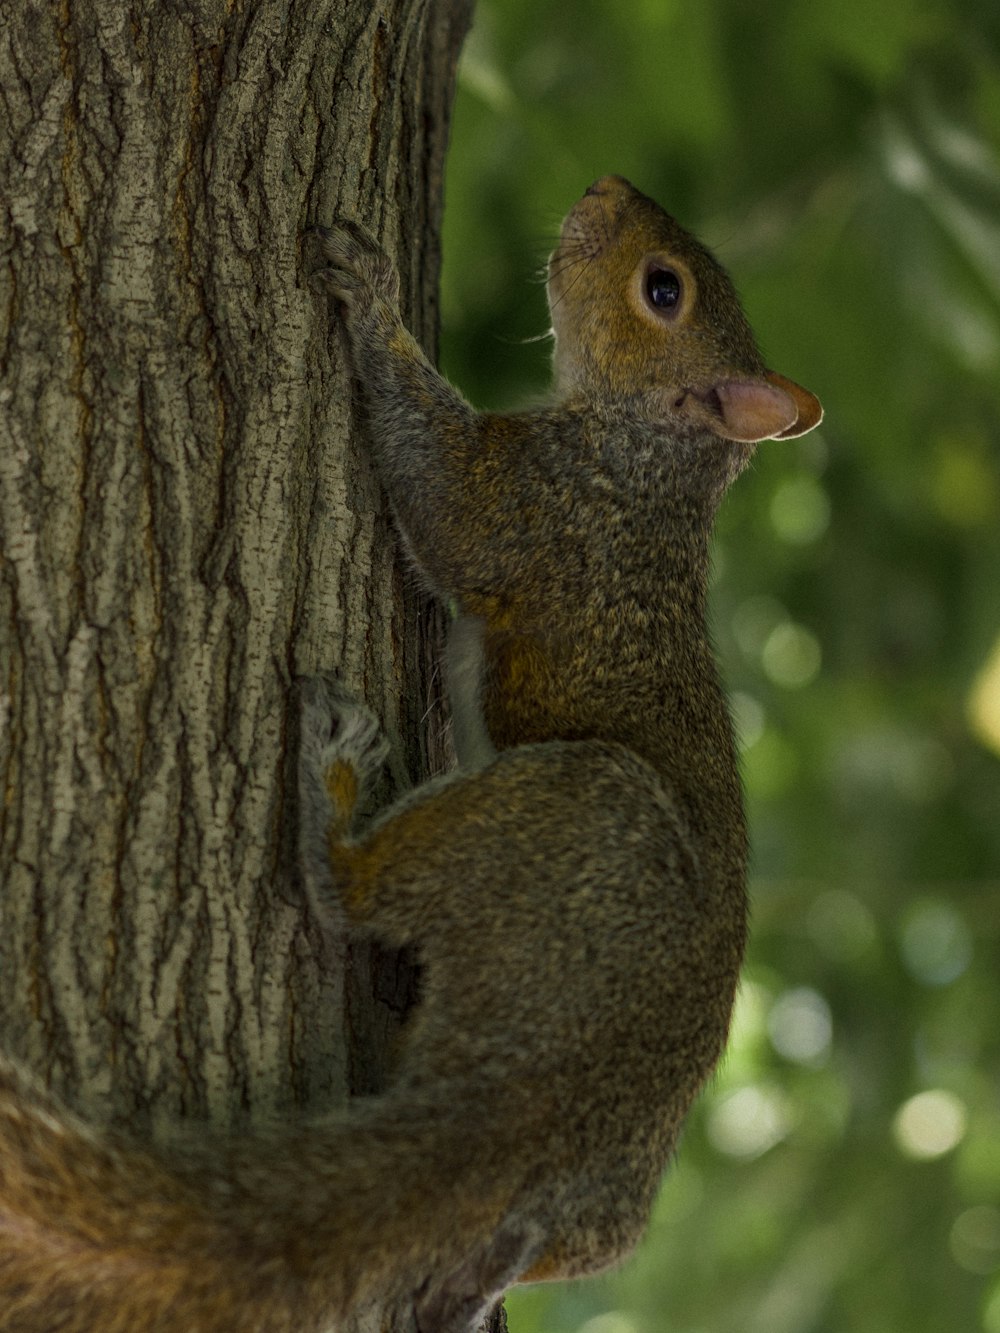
[0,1056,295,1331]
[0,1058,530,1333]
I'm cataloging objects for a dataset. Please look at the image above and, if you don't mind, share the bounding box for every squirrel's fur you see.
[0,176,821,1331]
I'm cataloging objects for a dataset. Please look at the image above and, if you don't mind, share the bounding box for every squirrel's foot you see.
[298,674,390,811]
[297,675,391,932]
[310,219,400,309]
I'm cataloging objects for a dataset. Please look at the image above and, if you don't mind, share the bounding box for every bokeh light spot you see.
[770,474,831,544]
[893,1089,967,1160]
[900,900,972,986]
[761,622,822,689]
[950,1205,1000,1275]
[708,1085,792,1159]
[768,987,833,1065]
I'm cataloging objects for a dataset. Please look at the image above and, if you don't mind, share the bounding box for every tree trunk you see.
[0,0,475,1328]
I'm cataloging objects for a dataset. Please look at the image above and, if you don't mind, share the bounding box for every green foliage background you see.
[439,2,1000,1330]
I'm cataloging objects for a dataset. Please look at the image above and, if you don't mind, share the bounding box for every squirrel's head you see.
[548,176,822,445]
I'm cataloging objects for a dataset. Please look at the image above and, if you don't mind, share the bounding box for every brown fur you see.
[0,177,821,1331]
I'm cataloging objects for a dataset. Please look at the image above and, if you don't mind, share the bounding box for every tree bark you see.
[0,0,474,1328]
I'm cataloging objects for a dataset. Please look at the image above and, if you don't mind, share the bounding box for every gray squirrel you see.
[0,175,821,1331]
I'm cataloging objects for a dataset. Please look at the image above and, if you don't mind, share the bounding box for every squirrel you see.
[0,175,821,1332]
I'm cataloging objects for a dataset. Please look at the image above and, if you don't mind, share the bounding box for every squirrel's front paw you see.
[311,220,400,310]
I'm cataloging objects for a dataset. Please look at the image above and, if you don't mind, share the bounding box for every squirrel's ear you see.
[705,373,823,443]
[762,371,823,439]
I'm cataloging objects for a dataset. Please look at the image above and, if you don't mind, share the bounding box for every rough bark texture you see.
[0,0,474,1327]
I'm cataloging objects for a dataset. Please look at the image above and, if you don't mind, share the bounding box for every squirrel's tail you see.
[0,1057,528,1333]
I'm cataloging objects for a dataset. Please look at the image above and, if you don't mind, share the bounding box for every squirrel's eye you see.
[645,267,682,314]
